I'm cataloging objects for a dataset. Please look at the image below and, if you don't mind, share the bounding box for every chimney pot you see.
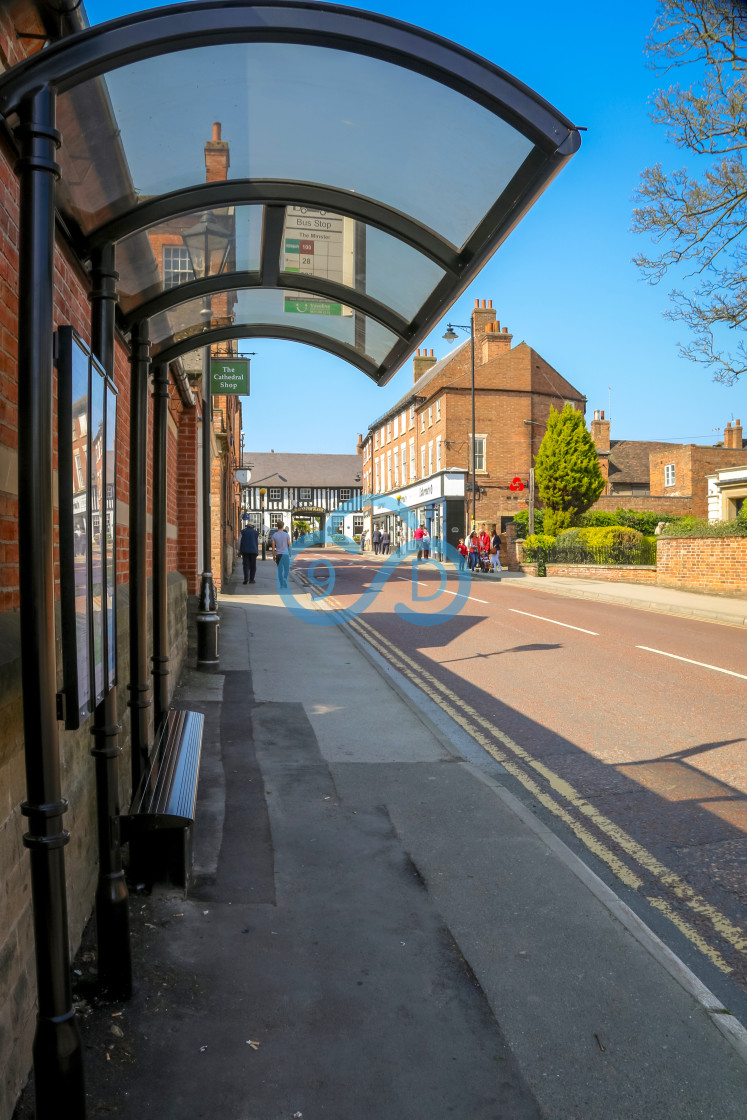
[481,300,486,309]
[213,122,221,141]
[416,348,420,356]
[502,326,508,334]
[429,349,434,357]
[474,299,480,308]
[487,300,493,308]
[737,419,742,425]
[594,410,600,421]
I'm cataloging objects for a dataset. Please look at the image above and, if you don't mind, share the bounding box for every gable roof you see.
[607,440,679,485]
[243,452,362,488]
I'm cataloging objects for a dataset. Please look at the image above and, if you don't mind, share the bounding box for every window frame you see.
[664,463,676,487]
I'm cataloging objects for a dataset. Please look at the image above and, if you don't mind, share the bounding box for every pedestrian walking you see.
[456,538,468,571]
[380,528,390,555]
[490,524,502,577]
[421,527,430,560]
[468,531,479,571]
[372,526,382,554]
[413,523,425,559]
[272,522,292,588]
[238,522,259,584]
[359,528,367,552]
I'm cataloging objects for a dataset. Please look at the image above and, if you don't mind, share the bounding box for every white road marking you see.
[636,646,747,680]
[441,589,489,604]
[509,608,598,635]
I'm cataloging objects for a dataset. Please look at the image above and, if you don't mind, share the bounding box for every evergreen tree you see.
[534,404,605,535]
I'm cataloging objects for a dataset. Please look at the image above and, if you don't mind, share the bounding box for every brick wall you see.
[518,563,658,584]
[657,537,747,598]
[591,494,693,516]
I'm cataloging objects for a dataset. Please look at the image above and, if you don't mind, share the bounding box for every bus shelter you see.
[0,2,580,1114]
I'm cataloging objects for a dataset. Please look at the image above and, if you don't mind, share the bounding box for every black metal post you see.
[16,84,86,1117]
[196,344,219,670]
[127,320,151,789]
[151,363,170,725]
[260,491,266,560]
[470,319,476,533]
[89,245,131,1001]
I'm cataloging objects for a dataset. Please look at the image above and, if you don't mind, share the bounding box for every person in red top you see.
[479,527,491,571]
[467,531,479,571]
[456,538,468,571]
[413,524,426,560]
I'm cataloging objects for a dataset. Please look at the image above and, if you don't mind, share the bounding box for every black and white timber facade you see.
[241,451,364,538]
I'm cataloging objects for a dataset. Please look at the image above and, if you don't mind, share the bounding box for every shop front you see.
[369,469,466,558]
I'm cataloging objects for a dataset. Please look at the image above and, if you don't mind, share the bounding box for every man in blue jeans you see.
[238,522,259,584]
[272,522,292,588]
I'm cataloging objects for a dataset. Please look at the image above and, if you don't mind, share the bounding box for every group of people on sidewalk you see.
[362,524,431,558]
[237,521,292,588]
[457,525,501,575]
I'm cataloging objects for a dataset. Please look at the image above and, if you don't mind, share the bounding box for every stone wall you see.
[590,494,692,516]
[657,537,747,598]
[0,575,188,1120]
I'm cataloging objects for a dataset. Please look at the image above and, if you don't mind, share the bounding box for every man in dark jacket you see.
[238,522,259,584]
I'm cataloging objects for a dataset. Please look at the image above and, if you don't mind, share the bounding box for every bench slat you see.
[126,709,204,829]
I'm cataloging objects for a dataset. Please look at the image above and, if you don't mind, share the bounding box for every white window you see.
[386,422,391,442]
[428,441,433,475]
[374,459,380,492]
[428,405,433,427]
[665,463,676,487]
[269,487,282,501]
[401,411,407,433]
[409,406,415,428]
[299,487,311,500]
[380,426,385,445]
[401,443,406,483]
[421,446,426,477]
[74,451,84,491]
[393,415,398,438]
[387,451,392,490]
[470,435,486,473]
[374,431,379,449]
[436,436,442,472]
[394,451,399,487]
[420,412,425,433]
[409,438,415,478]
[340,488,351,501]
[163,245,194,289]
[436,398,441,421]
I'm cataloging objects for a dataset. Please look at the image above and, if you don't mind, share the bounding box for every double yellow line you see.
[321,596,745,975]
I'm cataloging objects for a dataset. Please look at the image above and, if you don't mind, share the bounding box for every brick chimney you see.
[413,347,437,383]
[590,409,610,452]
[480,319,513,364]
[356,432,364,455]
[205,121,230,183]
[724,419,743,449]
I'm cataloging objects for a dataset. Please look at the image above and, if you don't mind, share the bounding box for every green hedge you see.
[660,516,747,538]
[513,507,682,539]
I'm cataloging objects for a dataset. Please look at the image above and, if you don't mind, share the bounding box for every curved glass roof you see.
[0,1,581,383]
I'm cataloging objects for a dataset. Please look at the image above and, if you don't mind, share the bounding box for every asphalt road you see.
[290,546,747,1017]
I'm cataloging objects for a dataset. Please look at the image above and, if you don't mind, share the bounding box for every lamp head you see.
[442,324,458,344]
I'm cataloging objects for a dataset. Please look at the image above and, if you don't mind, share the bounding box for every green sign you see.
[210,358,250,395]
[284,297,342,316]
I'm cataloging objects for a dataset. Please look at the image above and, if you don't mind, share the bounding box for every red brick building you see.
[590,412,747,519]
[361,299,586,538]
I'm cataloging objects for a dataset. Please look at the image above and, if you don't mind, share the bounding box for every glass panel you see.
[280,211,445,321]
[90,365,105,705]
[104,384,117,689]
[116,205,262,314]
[57,44,534,246]
[150,289,398,368]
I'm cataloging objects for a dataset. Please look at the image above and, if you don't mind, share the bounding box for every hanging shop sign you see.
[210,358,250,395]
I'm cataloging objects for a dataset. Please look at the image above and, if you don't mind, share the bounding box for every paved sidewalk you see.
[26,554,747,1119]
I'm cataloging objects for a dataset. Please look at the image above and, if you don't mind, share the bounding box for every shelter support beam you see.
[89,245,131,1001]
[151,363,170,724]
[196,345,219,671]
[15,84,86,1118]
[127,321,152,789]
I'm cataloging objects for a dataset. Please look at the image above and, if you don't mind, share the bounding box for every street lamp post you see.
[182,212,232,672]
[260,488,267,560]
[443,318,476,532]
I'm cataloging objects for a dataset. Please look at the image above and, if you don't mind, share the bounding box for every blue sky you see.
[83,0,746,453]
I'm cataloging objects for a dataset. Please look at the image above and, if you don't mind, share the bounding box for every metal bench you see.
[121,708,204,890]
